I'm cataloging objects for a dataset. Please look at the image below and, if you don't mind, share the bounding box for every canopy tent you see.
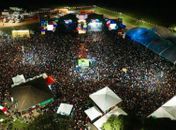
[126,27,176,64]
[89,87,122,113]
[84,106,103,121]
[0,105,8,114]
[57,103,73,116]
[148,96,176,120]
[11,77,53,112]
[93,107,127,130]
[12,74,26,86]
[45,76,55,85]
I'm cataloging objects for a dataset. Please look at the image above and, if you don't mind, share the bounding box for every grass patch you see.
[102,115,124,130]
[94,6,153,29]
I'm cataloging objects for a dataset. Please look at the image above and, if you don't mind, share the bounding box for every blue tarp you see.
[126,27,176,64]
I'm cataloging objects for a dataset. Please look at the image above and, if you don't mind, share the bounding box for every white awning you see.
[93,107,127,130]
[12,74,26,85]
[57,103,73,116]
[148,96,176,120]
[89,87,122,112]
[84,106,103,121]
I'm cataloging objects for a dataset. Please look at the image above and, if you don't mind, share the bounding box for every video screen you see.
[88,19,103,32]
[40,20,57,33]
[47,24,54,31]
[106,20,118,30]
[77,20,87,34]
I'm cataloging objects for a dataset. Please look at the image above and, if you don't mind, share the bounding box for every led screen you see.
[78,59,90,67]
[88,19,103,32]
[47,24,54,31]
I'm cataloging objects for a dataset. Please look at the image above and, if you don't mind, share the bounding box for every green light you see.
[39,98,54,106]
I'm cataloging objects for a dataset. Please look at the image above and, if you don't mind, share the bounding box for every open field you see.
[94,6,154,29]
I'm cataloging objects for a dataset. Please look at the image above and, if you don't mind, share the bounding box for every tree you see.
[28,113,73,130]
[102,115,125,130]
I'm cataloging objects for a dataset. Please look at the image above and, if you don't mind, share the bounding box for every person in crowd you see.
[0,30,175,129]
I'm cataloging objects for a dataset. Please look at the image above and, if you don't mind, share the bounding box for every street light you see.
[0,118,4,122]
[174,27,176,32]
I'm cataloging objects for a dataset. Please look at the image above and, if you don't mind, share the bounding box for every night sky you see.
[0,0,175,26]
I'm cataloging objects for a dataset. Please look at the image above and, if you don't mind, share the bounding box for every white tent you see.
[93,107,127,130]
[84,106,103,121]
[89,87,122,112]
[11,73,48,88]
[12,74,26,86]
[57,103,73,116]
[148,96,176,120]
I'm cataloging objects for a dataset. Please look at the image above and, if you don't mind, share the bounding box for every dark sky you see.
[0,0,175,26]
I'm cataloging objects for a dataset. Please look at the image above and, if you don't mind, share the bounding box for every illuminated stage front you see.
[88,19,103,32]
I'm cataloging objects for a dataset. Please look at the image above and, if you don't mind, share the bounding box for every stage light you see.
[0,119,4,122]
[122,68,128,73]
[64,19,72,24]
[109,23,117,30]
[47,24,54,31]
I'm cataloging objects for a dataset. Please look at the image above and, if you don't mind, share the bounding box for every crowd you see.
[0,28,176,129]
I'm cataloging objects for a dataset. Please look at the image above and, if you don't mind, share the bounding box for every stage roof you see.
[126,27,176,64]
[59,14,78,21]
[89,87,122,113]
[57,103,73,116]
[84,106,103,121]
[88,13,103,20]
[11,77,53,112]
[148,96,176,120]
